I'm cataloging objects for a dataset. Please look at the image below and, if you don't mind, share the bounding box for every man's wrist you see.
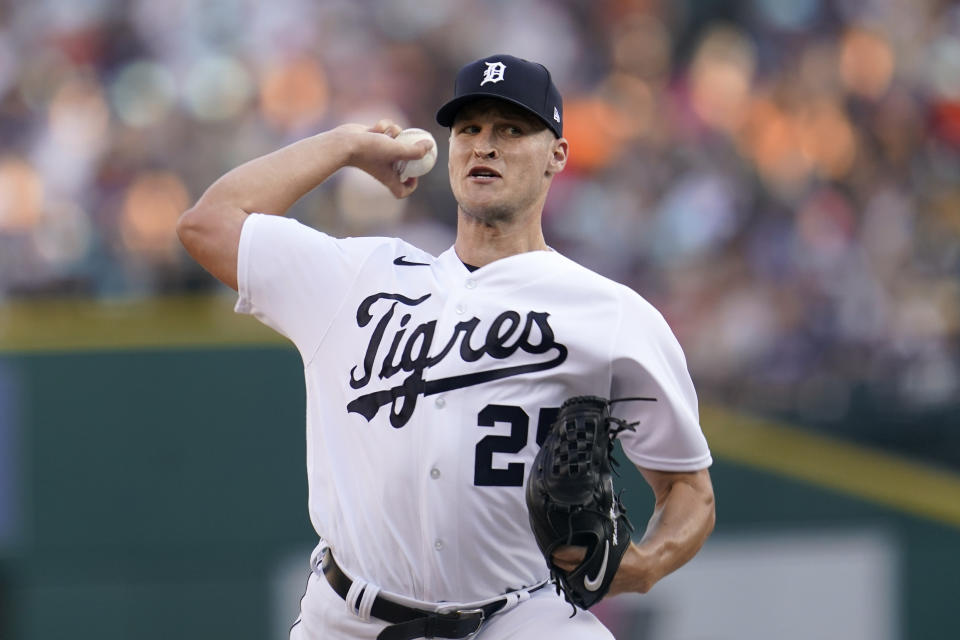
[325,126,366,170]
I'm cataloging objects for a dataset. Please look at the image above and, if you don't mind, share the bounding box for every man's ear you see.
[546,137,569,176]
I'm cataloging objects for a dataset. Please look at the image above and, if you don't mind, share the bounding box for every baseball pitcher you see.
[178,54,715,640]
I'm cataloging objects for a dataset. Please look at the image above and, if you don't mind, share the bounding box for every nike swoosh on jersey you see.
[583,540,609,592]
[393,256,430,266]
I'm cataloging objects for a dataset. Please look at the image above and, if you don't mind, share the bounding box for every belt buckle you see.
[455,608,485,639]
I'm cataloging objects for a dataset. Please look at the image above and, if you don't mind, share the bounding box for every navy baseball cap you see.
[436,54,563,138]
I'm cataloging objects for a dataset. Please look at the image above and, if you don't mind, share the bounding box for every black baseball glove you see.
[525,395,638,610]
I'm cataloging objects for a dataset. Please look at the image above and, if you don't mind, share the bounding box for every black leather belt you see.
[321,551,545,640]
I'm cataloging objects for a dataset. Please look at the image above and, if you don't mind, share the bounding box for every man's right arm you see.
[176,120,431,291]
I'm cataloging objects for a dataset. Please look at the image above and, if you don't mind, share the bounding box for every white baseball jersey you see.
[235,213,712,604]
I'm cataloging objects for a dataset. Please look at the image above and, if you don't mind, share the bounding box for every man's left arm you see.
[609,466,715,595]
[552,466,715,596]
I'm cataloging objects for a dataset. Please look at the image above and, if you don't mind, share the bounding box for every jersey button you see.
[435,396,446,408]
[430,468,441,479]
[465,279,477,290]
[434,539,444,551]
[455,303,466,315]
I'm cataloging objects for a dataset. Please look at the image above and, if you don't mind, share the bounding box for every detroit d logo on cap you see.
[480,61,506,86]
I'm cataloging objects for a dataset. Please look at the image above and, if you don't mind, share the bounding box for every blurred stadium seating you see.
[1,0,957,466]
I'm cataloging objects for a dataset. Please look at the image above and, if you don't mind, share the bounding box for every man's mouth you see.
[468,166,502,180]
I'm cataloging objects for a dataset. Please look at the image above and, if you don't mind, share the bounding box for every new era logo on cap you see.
[436,54,564,138]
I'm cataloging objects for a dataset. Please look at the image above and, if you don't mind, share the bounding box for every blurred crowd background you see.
[1,0,958,466]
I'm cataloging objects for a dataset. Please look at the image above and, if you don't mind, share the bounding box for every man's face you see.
[448,99,565,224]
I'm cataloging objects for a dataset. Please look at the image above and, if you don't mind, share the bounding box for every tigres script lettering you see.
[347,292,568,428]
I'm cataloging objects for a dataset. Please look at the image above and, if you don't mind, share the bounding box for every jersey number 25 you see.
[473,404,559,487]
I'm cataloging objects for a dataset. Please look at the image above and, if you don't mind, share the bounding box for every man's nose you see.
[473,145,499,159]
[471,127,500,159]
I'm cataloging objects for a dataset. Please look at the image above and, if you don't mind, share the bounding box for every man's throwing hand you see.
[336,120,434,199]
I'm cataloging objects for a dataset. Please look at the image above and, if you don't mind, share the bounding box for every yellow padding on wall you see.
[701,405,960,529]
[0,295,286,353]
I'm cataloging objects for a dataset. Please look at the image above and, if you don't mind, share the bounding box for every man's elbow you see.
[701,481,717,539]
[177,201,238,253]
[174,201,244,291]
[176,204,205,250]
[705,497,716,538]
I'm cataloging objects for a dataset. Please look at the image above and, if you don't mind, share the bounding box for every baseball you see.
[393,128,437,181]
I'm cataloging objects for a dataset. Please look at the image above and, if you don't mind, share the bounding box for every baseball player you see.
[178,54,715,639]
